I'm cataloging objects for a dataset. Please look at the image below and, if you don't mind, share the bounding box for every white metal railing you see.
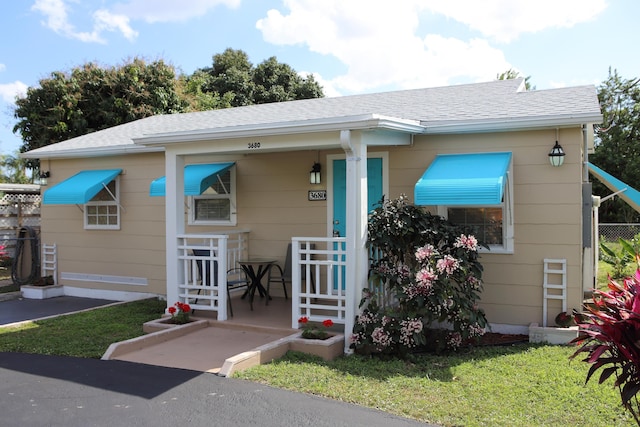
[291,237,347,328]
[177,230,249,320]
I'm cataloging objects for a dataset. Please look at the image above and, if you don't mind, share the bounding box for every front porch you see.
[170,232,355,347]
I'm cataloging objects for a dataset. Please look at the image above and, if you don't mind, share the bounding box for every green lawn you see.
[0,298,166,358]
[0,287,635,425]
[236,346,634,426]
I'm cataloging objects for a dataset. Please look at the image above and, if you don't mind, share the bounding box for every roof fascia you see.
[20,144,164,160]
[133,114,426,146]
[423,113,604,134]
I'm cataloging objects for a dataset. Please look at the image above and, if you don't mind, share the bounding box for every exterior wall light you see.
[310,162,321,184]
[548,141,565,167]
[38,171,50,186]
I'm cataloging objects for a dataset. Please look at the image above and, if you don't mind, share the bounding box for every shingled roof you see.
[22,78,602,159]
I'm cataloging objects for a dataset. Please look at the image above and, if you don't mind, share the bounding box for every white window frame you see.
[188,166,237,226]
[84,177,120,230]
[437,169,514,254]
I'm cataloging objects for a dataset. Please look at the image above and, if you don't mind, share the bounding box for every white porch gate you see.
[176,231,249,320]
[290,237,348,328]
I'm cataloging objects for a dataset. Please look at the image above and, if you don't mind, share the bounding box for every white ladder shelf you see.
[41,243,57,284]
[543,258,567,327]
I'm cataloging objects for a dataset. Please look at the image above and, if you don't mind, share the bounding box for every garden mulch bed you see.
[476,332,529,346]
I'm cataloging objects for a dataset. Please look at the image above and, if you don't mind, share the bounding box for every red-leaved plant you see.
[571,265,640,425]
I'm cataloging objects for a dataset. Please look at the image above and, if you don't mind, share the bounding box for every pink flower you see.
[415,244,436,261]
[436,255,460,275]
[454,234,478,251]
[415,267,437,286]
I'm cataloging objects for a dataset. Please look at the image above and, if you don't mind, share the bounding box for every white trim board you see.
[61,272,148,286]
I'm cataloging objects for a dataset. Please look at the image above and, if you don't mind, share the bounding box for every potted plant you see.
[298,316,334,340]
[167,301,192,325]
[555,311,575,328]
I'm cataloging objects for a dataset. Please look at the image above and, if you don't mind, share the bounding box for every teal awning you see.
[588,162,640,214]
[43,169,122,205]
[149,162,234,197]
[414,152,512,206]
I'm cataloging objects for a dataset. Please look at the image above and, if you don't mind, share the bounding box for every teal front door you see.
[332,157,383,290]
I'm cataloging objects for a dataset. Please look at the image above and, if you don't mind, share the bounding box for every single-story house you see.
[22,78,604,350]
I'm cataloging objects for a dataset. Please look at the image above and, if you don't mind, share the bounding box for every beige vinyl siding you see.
[183,150,329,294]
[40,126,587,328]
[385,127,585,327]
[40,152,167,294]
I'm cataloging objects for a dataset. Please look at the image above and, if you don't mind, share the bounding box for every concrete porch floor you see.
[108,294,299,375]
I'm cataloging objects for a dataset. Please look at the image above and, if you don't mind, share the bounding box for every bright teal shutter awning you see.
[149,162,234,197]
[43,169,122,205]
[414,152,512,206]
[588,162,640,214]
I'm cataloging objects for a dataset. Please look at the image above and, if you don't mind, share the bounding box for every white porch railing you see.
[176,230,249,320]
[291,237,348,328]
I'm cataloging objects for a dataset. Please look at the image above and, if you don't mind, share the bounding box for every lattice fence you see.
[0,193,41,256]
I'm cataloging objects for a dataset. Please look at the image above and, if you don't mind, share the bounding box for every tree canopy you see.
[13,58,185,169]
[13,49,324,172]
[590,69,640,223]
[496,68,536,90]
[196,48,323,107]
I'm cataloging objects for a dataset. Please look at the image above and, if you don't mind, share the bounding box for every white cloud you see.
[426,0,607,43]
[0,81,28,104]
[256,0,608,93]
[93,9,138,42]
[111,0,241,23]
[257,1,513,93]
[31,0,138,43]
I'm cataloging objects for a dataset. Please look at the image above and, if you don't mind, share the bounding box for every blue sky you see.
[0,0,637,155]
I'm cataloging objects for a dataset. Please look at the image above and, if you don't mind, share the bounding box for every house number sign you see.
[308,190,327,201]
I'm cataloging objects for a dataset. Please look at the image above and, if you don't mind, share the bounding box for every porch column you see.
[165,152,185,309]
[340,130,368,353]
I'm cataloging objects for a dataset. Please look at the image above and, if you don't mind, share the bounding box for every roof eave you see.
[423,113,603,134]
[20,144,164,160]
[134,114,426,146]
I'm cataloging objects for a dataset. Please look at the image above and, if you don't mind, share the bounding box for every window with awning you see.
[150,162,236,226]
[43,169,122,205]
[149,162,235,197]
[414,152,511,206]
[42,169,123,230]
[414,152,513,252]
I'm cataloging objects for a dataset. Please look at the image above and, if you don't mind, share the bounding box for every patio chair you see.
[192,249,249,316]
[266,243,315,301]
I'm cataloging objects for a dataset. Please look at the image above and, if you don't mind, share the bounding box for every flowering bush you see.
[168,301,191,324]
[571,267,640,424]
[0,245,11,268]
[298,316,334,340]
[351,195,489,356]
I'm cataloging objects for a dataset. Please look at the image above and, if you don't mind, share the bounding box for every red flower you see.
[168,306,176,314]
[322,319,334,328]
[298,316,309,324]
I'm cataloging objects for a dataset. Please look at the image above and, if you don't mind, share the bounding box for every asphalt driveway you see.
[0,352,432,427]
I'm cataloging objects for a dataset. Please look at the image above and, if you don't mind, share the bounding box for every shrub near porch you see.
[351,195,488,356]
